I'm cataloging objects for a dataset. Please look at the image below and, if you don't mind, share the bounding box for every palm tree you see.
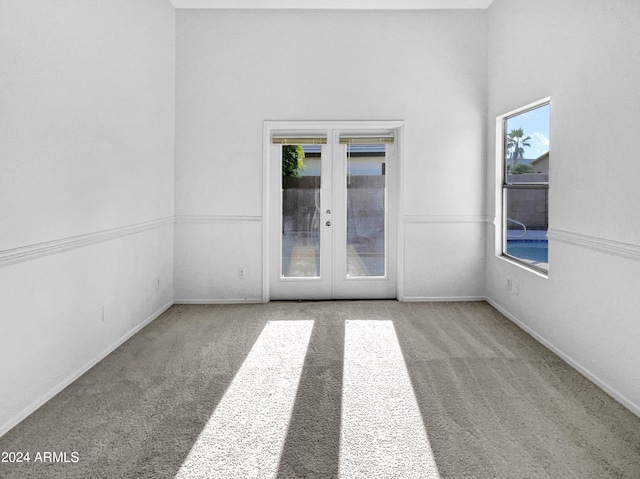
[506,128,531,169]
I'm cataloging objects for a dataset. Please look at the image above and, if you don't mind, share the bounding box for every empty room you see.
[1,0,639,477]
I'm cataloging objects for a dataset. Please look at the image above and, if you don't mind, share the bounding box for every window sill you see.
[499,254,549,279]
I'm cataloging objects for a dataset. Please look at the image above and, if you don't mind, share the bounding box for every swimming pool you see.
[506,240,548,263]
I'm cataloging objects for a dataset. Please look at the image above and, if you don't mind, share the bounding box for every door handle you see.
[326,221,331,227]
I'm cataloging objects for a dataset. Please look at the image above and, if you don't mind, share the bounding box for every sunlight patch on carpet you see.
[175,320,314,479]
[340,320,441,479]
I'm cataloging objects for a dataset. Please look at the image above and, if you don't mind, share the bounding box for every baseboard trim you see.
[401,295,486,302]
[486,298,640,419]
[177,296,486,303]
[0,301,173,438]
[174,298,265,304]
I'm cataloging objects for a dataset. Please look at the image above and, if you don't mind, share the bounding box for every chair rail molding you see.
[0,217,173,267]
[403,215,491,224]
[548,228,640,260]
[174,215,262,224]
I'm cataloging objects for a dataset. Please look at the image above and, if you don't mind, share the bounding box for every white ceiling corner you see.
[169,0,494,10]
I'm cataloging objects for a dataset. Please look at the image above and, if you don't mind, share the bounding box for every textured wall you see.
[486,0,640,414]
[0,0,176,435]
[175,9,488,301]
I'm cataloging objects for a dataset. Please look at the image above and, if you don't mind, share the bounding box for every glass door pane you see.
[345,143,386,277]
[281,145,321,277]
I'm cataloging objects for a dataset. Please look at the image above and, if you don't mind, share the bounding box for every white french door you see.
[267,123,400,300]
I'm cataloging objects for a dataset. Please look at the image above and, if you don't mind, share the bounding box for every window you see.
[499,100,550,274]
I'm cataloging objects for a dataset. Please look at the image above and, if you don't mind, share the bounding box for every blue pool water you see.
[506,240,548,263]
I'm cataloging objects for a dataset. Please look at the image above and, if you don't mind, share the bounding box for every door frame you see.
[262,120,406,302]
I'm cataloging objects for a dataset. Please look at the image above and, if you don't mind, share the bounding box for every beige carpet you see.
[1,301,639,478]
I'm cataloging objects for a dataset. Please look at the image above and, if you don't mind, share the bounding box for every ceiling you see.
[169,0,494,9]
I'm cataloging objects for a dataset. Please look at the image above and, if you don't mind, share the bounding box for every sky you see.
[505,103,550,160]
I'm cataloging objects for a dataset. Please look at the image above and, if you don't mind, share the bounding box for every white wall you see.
[3,0,639,438]
[0,0,175,435]
[486,0,640,414]
[175,9,488,301]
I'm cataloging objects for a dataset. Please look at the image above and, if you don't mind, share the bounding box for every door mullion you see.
[322,133,334,297]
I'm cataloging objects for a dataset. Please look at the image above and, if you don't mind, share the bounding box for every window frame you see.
[495,98,551,276]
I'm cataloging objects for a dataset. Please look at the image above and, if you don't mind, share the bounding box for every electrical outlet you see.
[155,276,161,290]
[238,267,245,279]
[514,281,520,295]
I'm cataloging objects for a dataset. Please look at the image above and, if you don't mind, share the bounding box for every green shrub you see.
[282,145,305,177]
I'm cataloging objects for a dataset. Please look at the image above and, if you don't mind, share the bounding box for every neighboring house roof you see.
[510,152,548,165]
[531,151,549,165]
